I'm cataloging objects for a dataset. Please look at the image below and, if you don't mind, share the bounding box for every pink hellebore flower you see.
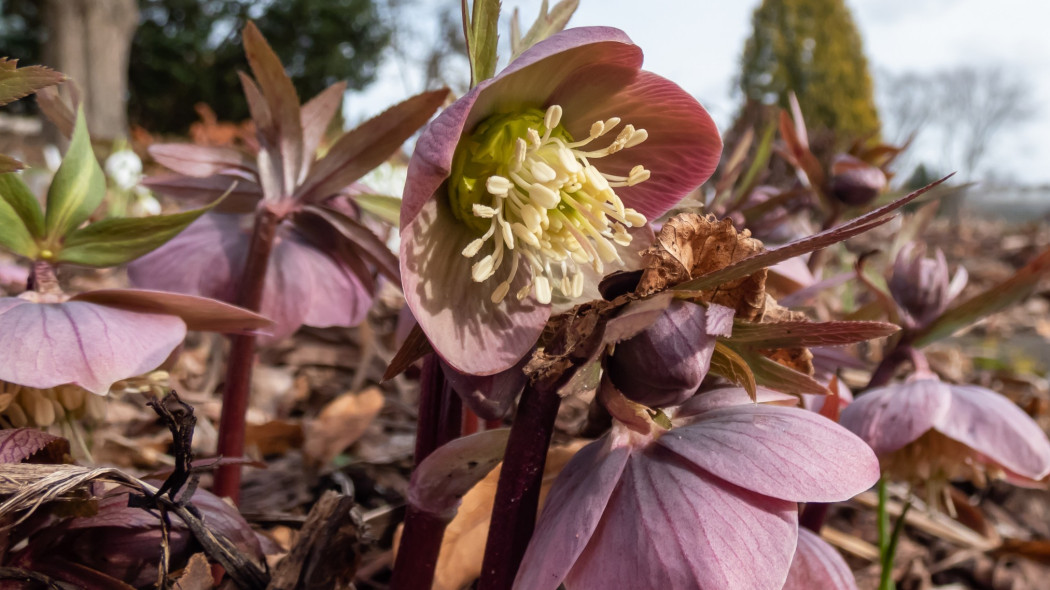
[840,372,1050,487]
[514,389,879,590]
[783,528,858,590]
[400,27,722,375]
[0,289,269,395]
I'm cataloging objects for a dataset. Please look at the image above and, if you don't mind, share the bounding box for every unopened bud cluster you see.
[0,371,169,428]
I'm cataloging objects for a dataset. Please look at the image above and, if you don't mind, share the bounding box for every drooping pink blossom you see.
[840,372,1050,486]
[515,393,879,590]
[400,27,722,376]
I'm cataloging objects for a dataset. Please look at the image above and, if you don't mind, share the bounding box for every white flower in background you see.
[105,149,143,191]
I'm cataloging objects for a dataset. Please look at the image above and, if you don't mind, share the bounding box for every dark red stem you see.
[389,507,449,590]
[478,381,561,590]
[389,354,463,590]
[213,205,280,503]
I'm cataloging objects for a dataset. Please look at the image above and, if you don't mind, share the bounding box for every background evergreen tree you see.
[737,0,881,140]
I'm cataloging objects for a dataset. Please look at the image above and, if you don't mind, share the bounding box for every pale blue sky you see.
[348,0,1050,185]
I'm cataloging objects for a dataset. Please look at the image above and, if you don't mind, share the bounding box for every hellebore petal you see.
[129,213,371,343]
[935,384,1050,481]
[0,297,185,394]
[563,447,796,590]
[658,404,880,502]
[402,27,721,375]
[839,378,952,456]
[400,197,549,375]
[440,357,529,421]
[783,528,858,590]
[514,427,634,590]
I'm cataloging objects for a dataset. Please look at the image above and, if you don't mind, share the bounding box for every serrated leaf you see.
[44,107,105,240]
[915,246,1050,347]
[730,320,898,348]
[726,343,829,397]
[0,153,24,173]
[511,0,579,60]
[0,58,65,106]
[56,198,223,267]
[0,428,70,463]
[675,177,951,293]
[710,341,757,401]
[0,172,45,237]
[353,192,402,225]
[0,190,38,257]
[468,0,502,86]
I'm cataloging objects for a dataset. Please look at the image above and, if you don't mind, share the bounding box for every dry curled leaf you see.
[174,553,215,590]
[638,213,768,320]
[302,387,385,467]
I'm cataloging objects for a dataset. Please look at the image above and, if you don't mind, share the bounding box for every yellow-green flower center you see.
[450,105,650,305]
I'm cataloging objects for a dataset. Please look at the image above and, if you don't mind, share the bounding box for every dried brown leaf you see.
[174,553,215,590]
[302,388,385,466]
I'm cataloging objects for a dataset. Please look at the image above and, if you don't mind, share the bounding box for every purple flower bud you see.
[888,243,967,327]
[606,301,722,408]
[828,154,887,207]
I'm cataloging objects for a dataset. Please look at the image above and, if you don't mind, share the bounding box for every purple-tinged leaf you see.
[915,246,1050,346]
[0,58,66,106]
[659,404,880,502]
[239,72,283,201]
[70,288,271,334]
[729,320,898,348]
[0,428,70,463]
[408,428,511,518]
[242,21,303,197]
[299,203,400,283]
[300,81,347,175]
[728,344,829,397]
[0,297,186,394]
[0,153,24,173]
[295,89,449,204]
[149,144,257,179]
[383,322,433,380]
[143,174,262,212]
[674,177,952,293]
[784,528,858,590]
[35,85,75,139]
[562,446,797,590]
[515,427,635,590]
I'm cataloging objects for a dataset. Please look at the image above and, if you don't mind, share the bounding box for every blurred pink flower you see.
[400,27,721,376]
[515,393,878,590]
[840,372,1050,487]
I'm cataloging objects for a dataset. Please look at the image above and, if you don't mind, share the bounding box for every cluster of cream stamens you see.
[461,105,650,304]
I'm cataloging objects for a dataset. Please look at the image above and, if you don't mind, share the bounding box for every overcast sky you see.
[348,0,1050,185]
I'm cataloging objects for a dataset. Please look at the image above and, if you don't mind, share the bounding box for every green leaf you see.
[914,246,1050,347]
[0,172,44,237]
[0,153,24,173]
[44,107,105,240]
[0,190,38,258]
[0,58,66,107]
[726,342,829,397]
[709,342,757,401]
[353,193,402,225]
[510,0,578,60]
[468,0,502,87]
[56,198,222,268]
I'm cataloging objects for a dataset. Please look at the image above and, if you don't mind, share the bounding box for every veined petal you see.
[552,69,721,220]
[938,384,1050,481]
[0,298,185,394]
[658,405,880,502]
[514,427,635,590]
[401,196,549,375]
[784,528,858,590]
[839,378,952,456]
[563,445,796,590]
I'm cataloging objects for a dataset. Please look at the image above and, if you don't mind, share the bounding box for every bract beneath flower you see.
[515,403,878,590]
[401,26,721,376]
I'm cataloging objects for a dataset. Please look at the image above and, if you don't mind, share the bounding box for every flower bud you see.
[828,154,887,207]
[888,243,967,327]
[606,301,722,408]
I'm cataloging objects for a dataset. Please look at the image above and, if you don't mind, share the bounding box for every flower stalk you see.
[478,379,562,590]
[213,205,281,503]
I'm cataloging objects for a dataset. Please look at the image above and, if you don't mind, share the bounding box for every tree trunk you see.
[42,0,139,140]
